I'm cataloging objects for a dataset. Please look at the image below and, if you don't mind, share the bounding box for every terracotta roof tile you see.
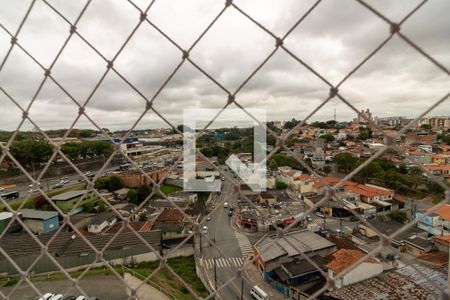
[326,248,378,274]
[427,205,450,221]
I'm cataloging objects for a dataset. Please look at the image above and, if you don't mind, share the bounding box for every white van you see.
[223,202,228,208]
[250,285,268,300]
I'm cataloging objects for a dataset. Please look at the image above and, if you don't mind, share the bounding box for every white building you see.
[326,248,383,289]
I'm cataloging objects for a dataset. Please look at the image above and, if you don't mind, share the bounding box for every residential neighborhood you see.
[0,111,448,299]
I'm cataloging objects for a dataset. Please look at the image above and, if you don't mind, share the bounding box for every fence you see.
[0,0,449,300]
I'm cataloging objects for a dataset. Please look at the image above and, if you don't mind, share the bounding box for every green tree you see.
[388,210,407,223]
[421,124,432,130]
[61,142,82,160]
[83,201,95,213]
[79,130,94,138]
[94,177,110,190]
[275,180,288,189]
[268,159,278,171]
[333,153,357,172]
[284,118,300,130]
[9,140,53,168]
[319,134,335,142]
[127,189,138,204]
[137,185,152,204]
[139,212,148,221]
[97,201,106,213]
[108,175,124,192]
[322,165,332,174]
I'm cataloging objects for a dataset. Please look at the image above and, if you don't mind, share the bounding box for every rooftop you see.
[326,248,378,274]
[427,204,450,221]
[156,209,184,222]
[0,230,162,259]
[255,230,335,263]
[52,190,88,201]
[20,209,58,220]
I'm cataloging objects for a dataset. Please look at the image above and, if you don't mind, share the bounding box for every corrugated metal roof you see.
[0,230,161,259]
[255,230,335,262]
[52,190,88,201]
[20,209,58,220]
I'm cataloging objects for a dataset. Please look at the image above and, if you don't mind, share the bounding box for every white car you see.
[223,202,228,208]
[206,216,212,221]
[75,296,86,300]
[38,293,53,300]
[50,294,63,300]
[0,187,4,193]
[201,226,208,234]
[60,178,70,185]
[315,211,325,218]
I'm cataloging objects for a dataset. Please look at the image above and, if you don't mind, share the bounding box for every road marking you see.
[201,257,244,269]
[234,231,253,257]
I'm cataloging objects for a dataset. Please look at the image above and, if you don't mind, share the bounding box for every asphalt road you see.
[201,168,254,300]
[0,275,127,300]
[3,167,116,199]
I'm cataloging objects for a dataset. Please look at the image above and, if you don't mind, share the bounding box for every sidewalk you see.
[244,261,287,300]
[124,272,171,300]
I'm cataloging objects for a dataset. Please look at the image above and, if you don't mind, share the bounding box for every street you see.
[199,168,255,300]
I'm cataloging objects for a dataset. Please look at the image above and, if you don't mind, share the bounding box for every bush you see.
[3,278,18,287]
[95,175,124,192]
[388,210,407,223]
[275,180,288,189]
[137,185,152,204]
[127,189,138,204]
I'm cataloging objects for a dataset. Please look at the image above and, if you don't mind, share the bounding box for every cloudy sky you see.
[0,0,448,132]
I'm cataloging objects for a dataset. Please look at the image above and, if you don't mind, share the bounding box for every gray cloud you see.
[0,0,448,131]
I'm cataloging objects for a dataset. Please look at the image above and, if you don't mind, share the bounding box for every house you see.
[423,164,450,181]
[153,209,185,238]
[0,212,22,234]
[273,256,327,291]
[326,248,383,289]
[407,152,432,164]
[433,235,450,252]
[20,209,59,235]
[431,154,449,165]
[402,236,434,256]
[253,230,336,283]
[415,212,444,235]
[355,219,427,248]
[291,175,315,194]
[113,188,130,201]
[415,204,450,236]
[51,190,94,214]
[87,212,117,234]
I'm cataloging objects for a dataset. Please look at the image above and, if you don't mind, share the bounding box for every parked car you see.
[0,188,4,193]
[306,215,313,222]
[228,210,233,216]
[223,202,228,208]
[206,216,212,221]
[201,226,208,234]
[315,211,324,218]
[75,296,86,300]
[50,295,63,300]
[38,293,54,300]
[62,296,77,300]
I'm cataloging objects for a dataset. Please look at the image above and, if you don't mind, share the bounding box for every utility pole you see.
[240,276,244,300]
[214,257,217,291]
